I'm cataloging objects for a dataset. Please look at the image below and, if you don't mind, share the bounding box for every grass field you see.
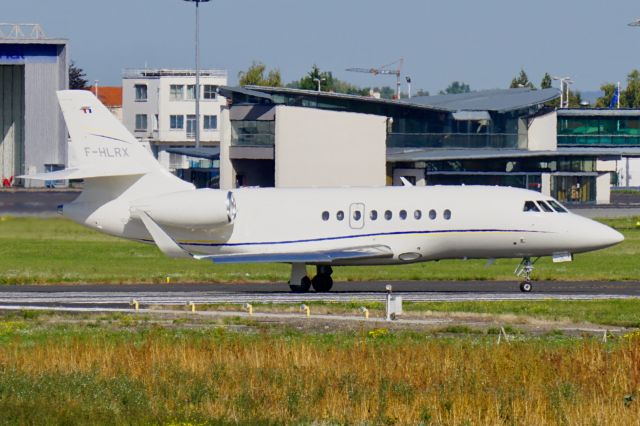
[0,313,639,425]
[0,215,639,284]
[200,298,640,328]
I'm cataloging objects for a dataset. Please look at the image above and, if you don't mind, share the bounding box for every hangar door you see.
[0,65,24,186]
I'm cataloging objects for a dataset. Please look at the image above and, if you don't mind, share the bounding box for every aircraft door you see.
[349,203,365,229]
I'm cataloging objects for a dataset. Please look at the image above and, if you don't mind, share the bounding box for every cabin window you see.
[321,211,329,221]
[443,209,451,220]
[414,210,422,220]
[384,210,392,220]
[337,211,344,221]
[370,210,378,220]
[399,210,407,220]
[537,201,554,212]
[523,201,540,212]
[547,200,568,213]
[353,210,362,221]
[429,209,436,220]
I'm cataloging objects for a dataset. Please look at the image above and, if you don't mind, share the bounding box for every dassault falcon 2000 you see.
[22,90,624,293]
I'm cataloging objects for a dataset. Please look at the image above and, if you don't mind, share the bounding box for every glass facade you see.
[231,120,275,146]
[551,176,596,203]
[558,113,640,146]
[269,92,532,149]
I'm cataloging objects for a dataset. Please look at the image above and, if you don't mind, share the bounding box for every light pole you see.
[313,77,326,92]
[405,76,412,98]
[552,76,573,108]
[183,0,210,148]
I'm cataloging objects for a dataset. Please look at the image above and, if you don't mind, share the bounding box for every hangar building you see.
[0,24,68,187]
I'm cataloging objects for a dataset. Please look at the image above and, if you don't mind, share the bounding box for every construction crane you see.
[346,58,404,99]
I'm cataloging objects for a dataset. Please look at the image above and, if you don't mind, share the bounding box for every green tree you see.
[440,81,471,95]
[595,83,620,108]
[540,73,553,89]
[289,65,370,95]
[296,64,335,91]
[69,61,88,90]
[510,68,535,89]
[238,61,282,87]
[623,70,640,108]
[568,90,583,108]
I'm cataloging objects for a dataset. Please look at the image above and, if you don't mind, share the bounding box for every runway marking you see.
[0,291,637,306]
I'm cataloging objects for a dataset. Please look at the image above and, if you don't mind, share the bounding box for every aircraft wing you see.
[192,245,394,264]
[137,210,394,263]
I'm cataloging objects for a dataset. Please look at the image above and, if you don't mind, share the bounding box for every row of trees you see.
[595,70,640,108]
[73,58,640,109]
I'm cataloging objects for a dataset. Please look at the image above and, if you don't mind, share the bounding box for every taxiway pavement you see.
[0,280,638,309]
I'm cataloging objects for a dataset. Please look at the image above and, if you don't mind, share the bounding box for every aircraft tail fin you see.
[20,90,165,180]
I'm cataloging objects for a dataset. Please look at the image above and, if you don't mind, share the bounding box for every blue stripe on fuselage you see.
[136,228,547,248]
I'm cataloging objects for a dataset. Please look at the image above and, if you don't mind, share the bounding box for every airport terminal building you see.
[218,86,619,204]
[0,24,68,187]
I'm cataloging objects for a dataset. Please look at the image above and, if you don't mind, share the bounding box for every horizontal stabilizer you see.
[193,245,393,264]
[18,165,149,181]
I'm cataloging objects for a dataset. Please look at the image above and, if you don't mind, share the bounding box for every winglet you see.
[137,211,192,259]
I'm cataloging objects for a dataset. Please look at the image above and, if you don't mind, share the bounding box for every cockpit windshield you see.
[537,201,554,212]
[523,199,569,213]
[547,200,568,213]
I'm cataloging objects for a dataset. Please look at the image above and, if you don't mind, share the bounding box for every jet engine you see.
[131,189,237,229]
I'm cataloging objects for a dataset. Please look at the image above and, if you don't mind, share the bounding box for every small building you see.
[122,68,227,151]
[0,24,67,187]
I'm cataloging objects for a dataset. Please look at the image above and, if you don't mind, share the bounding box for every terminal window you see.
[203,85,217,99]
[170,85,184,101]
[204,115,217,130]
[135,114,148,131]
[170,115,184,129]
[134,84,147,101]
[186,85,196,100]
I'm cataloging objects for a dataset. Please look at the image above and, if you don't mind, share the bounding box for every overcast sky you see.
[5,0,640,93]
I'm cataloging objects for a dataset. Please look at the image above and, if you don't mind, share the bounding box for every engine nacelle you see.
[131,189,237,229]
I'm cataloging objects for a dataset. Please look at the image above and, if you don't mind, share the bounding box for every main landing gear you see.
[288,264,333,293]
[515,257,538,292]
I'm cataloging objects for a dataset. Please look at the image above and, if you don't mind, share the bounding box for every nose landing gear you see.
[515,257,538,292]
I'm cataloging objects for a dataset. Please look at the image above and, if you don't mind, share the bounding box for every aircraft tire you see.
[519,281,532,293]
[289,276,312,293]
[311,274,333,292]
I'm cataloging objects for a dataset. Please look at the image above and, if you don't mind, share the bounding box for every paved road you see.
[0,190,79,216]
[0,281,638,308]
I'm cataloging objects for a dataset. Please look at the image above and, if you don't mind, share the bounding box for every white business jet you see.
[21,91,624,293]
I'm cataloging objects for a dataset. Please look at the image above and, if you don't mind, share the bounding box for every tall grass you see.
[0,325,639,424]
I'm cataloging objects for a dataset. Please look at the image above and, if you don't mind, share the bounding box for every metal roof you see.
[163,147,220,160]
[218,86,272,101]
[557,108,640,117]
[399,88,560,113]
[237,85,451,112]
[386,147,637,162]
[224,86,559,115]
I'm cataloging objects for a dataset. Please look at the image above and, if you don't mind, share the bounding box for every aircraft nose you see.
[603,225,624,246]
[590,221,624,249]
